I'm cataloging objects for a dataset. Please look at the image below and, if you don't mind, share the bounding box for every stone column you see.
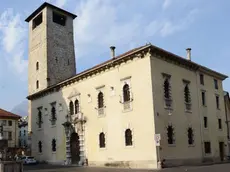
[78,123,86,166]
[65,129,72,165]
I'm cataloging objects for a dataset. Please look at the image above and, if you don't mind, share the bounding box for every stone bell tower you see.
[26,2,77,95]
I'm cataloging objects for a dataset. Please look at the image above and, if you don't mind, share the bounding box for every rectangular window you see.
[32,13,43,30]
[202,92,206,106]
[218,119,222,129]
[204,117,208,128]
[200,74,204,85]
[216,95,220,109]
[8,132,12,140]
[2,120,6,126]
[204,142,211,154]
[8,121,12,126]
[214,79,218,90]
[53,11,66,26]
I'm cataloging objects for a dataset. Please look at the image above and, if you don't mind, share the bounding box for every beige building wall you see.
[150,55,228,165]
[30,53,158,168]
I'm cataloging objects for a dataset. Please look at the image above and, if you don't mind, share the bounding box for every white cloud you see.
[162,0,172,10]
[0,8,28,78]
[55,0,68,7]
[73,0,199,59]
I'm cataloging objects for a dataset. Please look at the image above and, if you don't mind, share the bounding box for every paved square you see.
[24,163,230,172]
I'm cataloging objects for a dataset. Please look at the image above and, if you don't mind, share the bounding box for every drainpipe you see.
[195,70,205,160]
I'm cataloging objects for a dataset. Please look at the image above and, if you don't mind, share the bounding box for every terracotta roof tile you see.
[0,108,21,119]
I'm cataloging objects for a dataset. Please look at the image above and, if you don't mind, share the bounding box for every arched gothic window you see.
[69,101,74,115]
[125,129,133,146]
[123,84,130,102]
[188,128,194,145]
[98,92,104,108]
[99,132,105,148]
[75,99,79,114]
[38,110,42,128]
[167,125,175,144]
[36,62,39,70]
[51,106,56,120]
[38,141,42,153]
[184,85,191,103]
[52,139,56,152]
[164,79,171,99]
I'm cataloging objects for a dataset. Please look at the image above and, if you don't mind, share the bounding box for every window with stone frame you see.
[36,80,39,89]
[123,84,131,102]
[37,109,42,128]
[98,92,104,108]
[99,132,106,148]
[167,125,175,145]
[38,141,42,153]
[214,79,218,90]
[8,132,12,140]
[36,62,39,71]
[125,129,133,146]
[216,95,220,109]
[52,139,56,152]
[162,73,172,108]
[75,99,80,114]
[204,141,211,154]
[218,118,222,129]
[187,127,194,145]
[8,120,12,126]
[204,117,208,128]
[201,91,206,106]
[184,82,191,111]
[69,101,74,115]
[97,92,104,115]
[50,104,57,125]
[200,74,204,85]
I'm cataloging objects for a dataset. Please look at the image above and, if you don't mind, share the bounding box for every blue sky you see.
[0,0,229,115]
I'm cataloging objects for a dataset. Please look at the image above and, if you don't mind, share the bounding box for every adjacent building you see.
[18,116,28,148]
[26,2,229,169]
[0,108,21,148]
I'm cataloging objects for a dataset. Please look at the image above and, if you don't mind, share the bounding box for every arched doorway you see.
[70,132,80,164]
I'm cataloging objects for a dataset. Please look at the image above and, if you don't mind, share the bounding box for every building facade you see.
[26,3,229,169]
[0,109,21,148]
[18,116,28,148]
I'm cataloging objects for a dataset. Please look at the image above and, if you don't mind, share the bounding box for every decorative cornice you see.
[27,45,150,100]
[27,43,228,101]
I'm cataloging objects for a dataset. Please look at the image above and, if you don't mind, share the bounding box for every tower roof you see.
[25,2,77,22]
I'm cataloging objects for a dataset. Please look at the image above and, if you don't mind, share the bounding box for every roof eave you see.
[25,2,77,22]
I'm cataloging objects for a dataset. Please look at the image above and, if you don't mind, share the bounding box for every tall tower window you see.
[53,11,66,26]
[36,62,39,70]
[32,12,43,30]
[36,80,39,89]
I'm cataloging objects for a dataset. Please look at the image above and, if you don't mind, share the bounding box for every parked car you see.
[21,156,37,165]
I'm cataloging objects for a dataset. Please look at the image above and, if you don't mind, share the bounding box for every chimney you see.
[186,48,191,61]
[110,46,116,58]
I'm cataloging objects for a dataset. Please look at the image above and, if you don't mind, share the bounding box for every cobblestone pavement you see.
[24,163,230,172]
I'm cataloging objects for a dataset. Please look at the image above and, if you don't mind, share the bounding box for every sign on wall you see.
[154,134,161,146]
